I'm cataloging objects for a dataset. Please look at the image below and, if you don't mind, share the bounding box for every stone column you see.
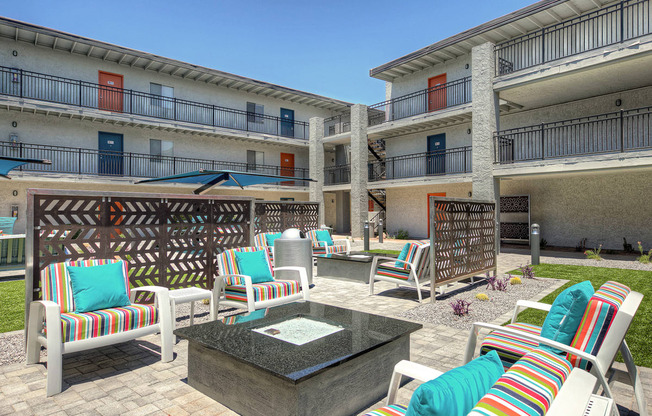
[471,42,501,251]
[350,104,368,238]
[309,117,325,226]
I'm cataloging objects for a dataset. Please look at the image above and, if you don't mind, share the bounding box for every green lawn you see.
[0,279,24,333]
[511,264,652,368]
[363,249,401,256]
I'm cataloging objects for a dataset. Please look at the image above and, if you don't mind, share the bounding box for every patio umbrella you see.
[0,155,51,179]
[136,169,315,195]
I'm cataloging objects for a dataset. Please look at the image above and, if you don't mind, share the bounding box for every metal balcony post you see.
[79,80,82,106]
[129,90,133,114]
[174,98,177,121]
[540,123,545,160]
[620,109,625,152]
[19,69,23,98]
[620,0,624,41]
[541,29,546,64]
[173,156,176,174]
[78,148,82,175]
[212,105,215,127]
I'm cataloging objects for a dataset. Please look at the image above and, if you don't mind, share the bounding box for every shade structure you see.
[0,155,51,179]
[136,169,314,195]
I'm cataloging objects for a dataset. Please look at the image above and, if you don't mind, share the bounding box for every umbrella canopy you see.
[136,169,314,195]
[0,156,51,179]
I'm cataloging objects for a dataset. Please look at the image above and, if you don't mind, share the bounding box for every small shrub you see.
[540,238,548,249]
[584,244,603,261]
[485,273,509,292]
[519,264,535,279]
[202,298,210,305]
[396,229,410,240]
[485,272,498,290]
[476,293,489,301]
[450,299,472,316]
[637,241,652,264]
[510,276,522,285]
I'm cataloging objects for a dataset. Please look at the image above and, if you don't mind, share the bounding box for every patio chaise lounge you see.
[26,259,174,396]
[368,241,431,302]
[253,231,282,262]
[306,229,350,255]
[214,247,310,313]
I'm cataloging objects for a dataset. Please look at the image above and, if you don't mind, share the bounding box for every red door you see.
[368,199,375,211]
[280,153,295,186]
[427,192,446,238]
[98,71,124,112]
[428,74,447,112]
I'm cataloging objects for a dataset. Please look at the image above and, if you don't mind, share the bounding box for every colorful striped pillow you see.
[567,281,630,369]
[395,242,426,269]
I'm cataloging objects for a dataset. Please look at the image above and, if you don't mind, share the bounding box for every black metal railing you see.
[495,0,651,75]
[368,146,472,181]
[0,66,309,140]
[324,114,351,137]
[368,77,472,127]
[324,165,351,185]
[0,140,309,184]
[495,107,652,163]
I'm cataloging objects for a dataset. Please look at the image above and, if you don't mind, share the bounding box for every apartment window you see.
[247,150,264,172]
[150,83,174,114]
[150,139,174,161]
[247,102,264,123]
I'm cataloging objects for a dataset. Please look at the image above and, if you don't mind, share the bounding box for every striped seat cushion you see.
[362,404,407,416]
[217,247,274,277]
[469,349,572,416]
[480,322,542,370]
[253,234,275,260]
[225,280,300,303]
[567,281,630,369]
[60,304,158,343]
[41,259,130,313]
[312,243,348,255]
[377,262,412,280]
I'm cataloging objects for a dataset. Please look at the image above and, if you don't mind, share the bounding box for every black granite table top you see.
[174,301,422,384]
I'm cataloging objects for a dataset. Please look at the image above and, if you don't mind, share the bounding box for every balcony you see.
[495,107,652,164]
[0,66,309,140]
[324,114,351,137]
[495,0,651,76]
[368,147,472,182]
[324,165,351,185]
[367,77,472,127]
[0,140,309,184]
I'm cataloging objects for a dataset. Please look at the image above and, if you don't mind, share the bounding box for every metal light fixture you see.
[11,121,17,128]
[468,192,473,197]
[465,64,470,69]
[467,128,472,134]
[615,99,622,107]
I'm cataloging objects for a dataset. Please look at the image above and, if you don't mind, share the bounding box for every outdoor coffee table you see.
[315,252,375,283]
[174,301,422,416]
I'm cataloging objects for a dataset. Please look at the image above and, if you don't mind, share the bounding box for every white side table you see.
[168,287,215,332]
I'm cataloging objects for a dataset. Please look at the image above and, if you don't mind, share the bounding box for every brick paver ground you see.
[1,245,650,415]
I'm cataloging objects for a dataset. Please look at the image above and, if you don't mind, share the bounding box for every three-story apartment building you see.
[0,17,351,233]
[312,0,652,250]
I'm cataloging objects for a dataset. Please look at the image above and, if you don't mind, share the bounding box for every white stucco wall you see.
[389,54,472,99]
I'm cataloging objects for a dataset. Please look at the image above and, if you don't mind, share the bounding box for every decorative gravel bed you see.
[398,276,562,331]
[0,302,243,366]
[540,256,652,271]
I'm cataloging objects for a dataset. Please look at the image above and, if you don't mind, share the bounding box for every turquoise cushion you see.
[265,232,283,247]
[67,261,131,313]
[406,350,504,416]
[540,280,594,353]
[396,243,410,268]
[315,230,334,246]
[0,217,17,234]
[234,250,274,283]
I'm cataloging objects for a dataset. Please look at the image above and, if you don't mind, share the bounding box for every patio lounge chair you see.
[368,241,431,303]
[214,247,310,313]
[305,229,350,255]
[463,281,646,416]
[252,231,282,261]
[26,259,174,396]
[364,348,614,416]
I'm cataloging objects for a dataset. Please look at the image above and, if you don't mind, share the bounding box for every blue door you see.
[98,132,124,175]
[280,108,294,138]
[427,134,446,175]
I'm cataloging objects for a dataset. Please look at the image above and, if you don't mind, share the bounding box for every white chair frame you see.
[368,243,430,303]
[382,359,613,416]
[463,291,646,416]
[213,266,310,314]
[26,285,174,396]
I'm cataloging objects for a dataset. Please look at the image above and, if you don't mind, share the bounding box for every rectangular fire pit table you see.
[174,301,422,416]
[315,252,376,283]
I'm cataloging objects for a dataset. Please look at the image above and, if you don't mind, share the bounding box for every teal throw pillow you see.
[67,261,131,313]
[406,349,504,416]
[395,243,411,267]
[234,250,274,283]
[0,217,17,234]
[540,280,594,353]
[315,230,334,246]
[265,232,283,247]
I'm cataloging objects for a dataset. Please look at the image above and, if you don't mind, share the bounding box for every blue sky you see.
[4,0,534,104]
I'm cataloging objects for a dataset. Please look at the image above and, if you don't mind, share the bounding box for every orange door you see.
[427,192,446,238]
[428,74,447,112]
[368,199,375,211]
[280,152,295,185]
[98,71,124,112]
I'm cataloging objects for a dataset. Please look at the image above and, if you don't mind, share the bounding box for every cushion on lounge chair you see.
[312,243,348,255]
[479,322,541,370]
[224,280,300,303]
[362,404,407,416]
[217,246,274,278]
[59,304,158,343]
[395,242,425,268]
[567,281,630,369]
[253,233,268,249]
[377,262,412,281]
[469,349,572,416]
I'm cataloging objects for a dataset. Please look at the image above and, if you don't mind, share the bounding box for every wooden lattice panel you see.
[254,201,319,233]
[430,198,496,287]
